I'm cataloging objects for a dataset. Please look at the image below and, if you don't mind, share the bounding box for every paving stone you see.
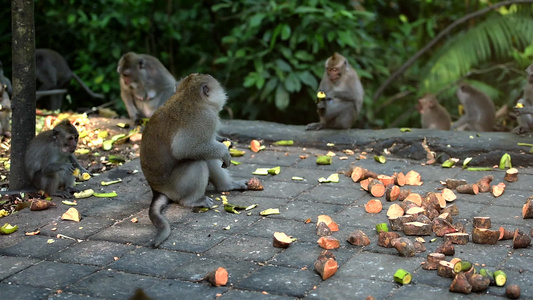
[0,256,40,280]
[218,289,295,300]
[0,235,76,259]
[388,283,499,299]
[270,241,355,269]
[52,240,135,266]
[204,234,282,262]
[168,255,259,283]
[157,229,228,253]
[145,279,227,299]
[108,246,196,278]
[0,283,51,300]
[39,216,115,239]
[302,184,366,205]
[80,197,146,220]
[478,203,531,227]
[240,180,314,199]
[90,221,154,246]
[236,265,321,297]
[306,277,396,299]
[181,207,261,234]
[337,252,421,281]
[245,217,317,243]
[48,292,108,299]
[277,199,345,222]
[5,260,97,289]
[65,270,162,299]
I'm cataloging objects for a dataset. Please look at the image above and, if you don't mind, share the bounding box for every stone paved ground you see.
[0,121,532,299]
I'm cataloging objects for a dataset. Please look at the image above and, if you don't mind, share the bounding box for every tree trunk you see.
[10,0,36,190]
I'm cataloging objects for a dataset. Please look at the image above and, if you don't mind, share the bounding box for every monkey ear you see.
[138,58,146,69]
[202,84,210,97]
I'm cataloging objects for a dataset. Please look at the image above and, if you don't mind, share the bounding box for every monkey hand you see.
[221,152,232,169]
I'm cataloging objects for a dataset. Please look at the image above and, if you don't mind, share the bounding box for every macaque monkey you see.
[513,63,533,134]
[25,120,87,198]
[417,94,451,130]
[117,52,177,123]
[306,52,364,130]
[35,48,104,110]
[0,84,11,136]
[0,60,12,96]
[140,73,248,247]
[451,83,495,132]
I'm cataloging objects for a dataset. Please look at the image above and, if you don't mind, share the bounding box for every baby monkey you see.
[25,120,87,198]
[140,73,248,247]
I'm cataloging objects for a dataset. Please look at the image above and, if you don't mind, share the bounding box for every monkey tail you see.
[71,73,105,99]
[149,192,171,248]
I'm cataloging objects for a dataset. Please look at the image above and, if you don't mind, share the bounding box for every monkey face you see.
[327,67,341,82]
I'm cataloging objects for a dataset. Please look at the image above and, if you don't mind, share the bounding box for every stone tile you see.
[108,247,196,278]
[478,204,531,227]
[0,235,76,259]
[146,279,227,299]
[245,217,317,243]
[236,265,321,297]
[157,229,228,253]
[169,256,259,283]
[239,180,314,199]
[39,216,115,239]
[277,199,345,222]
[52,240,135,266]
[0,283,51,300]
[204,234,282,262]
[218,289,295,300]
[48,292,108,299]
[270,241,355,269]
[65,270,161,299]
[301,184,366,205]
[306,277,396,300]
[337,252,421,281]
[80,197,146,220]
[6,261,97,289]
[0,256,41,280]
[90,221,154,246]
[181,208,261,234]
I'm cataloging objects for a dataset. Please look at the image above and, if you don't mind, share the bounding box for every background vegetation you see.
[1,0,533,129]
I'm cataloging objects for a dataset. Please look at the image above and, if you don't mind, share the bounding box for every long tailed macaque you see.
[35,49,104,110]
[25,120,87,198]
[451,83,495,132]
[306,53,364,130]
[417,94,451,130]
[513,63,533,134]
[0,60,12,96]
[0,84,11,137]
[140,73,248,247]
[117,52,177,123]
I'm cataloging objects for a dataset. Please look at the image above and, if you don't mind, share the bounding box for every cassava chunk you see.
[377,174,395,186]
[468,274,490,292]
[385,184,401,201]
[422,253,445,270]
[473,216,491,229]
[498,226,514,240]
[350,167,378,183]
[449,272,472,294]
[413,240,426,253]
[476,175,493,193]
[365,199,382,214]
[360,178,370,191]
[424,192,446,210]
[405,207,425,216]
[435,241,455,256]
[472,228,500,245]
[317,215,339,232]
[347,230,371,246]
[386,204,404,219]
[314,256,338,280]
[442,204,459,216]
[273,232,294,248]
[388,217,403,231]
[404,193,422,207]
[432,217,457,237]
[491,182,506,198]
[445,233,469,245]
[522,197,533,219]
[205,267,228,286]
[456,183,479,195]
[437,261,456,278]
[404,170,423,186]
[317,236,340,249]
[445,178,468,190]
[377,231,400,248]
[246,177,264,190]
[391,237,415,257]
[441,188,457,202]
[513,229,531,249]
[504,168,518,182]
[398,189,411,201]
[367,179,385,198]
[394,172,406,186]
[316,222,332,236]
[403,222,432,236]
[506,284,521,299]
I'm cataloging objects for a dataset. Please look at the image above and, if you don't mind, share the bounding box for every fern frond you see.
[420,13,533,92]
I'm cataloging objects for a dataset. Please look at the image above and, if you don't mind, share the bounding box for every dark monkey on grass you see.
[140,73,248,247]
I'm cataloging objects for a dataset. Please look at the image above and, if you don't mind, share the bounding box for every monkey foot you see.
[305,122,324,131]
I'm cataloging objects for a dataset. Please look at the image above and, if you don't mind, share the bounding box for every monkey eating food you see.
[25,120,87,198]
[417,94,451,130]
[306,52,364,130]
[117,52,177,123]
[513,63,533,134]
[140,73,248,247]
[35,48,104,110]
[451,83,495,132]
